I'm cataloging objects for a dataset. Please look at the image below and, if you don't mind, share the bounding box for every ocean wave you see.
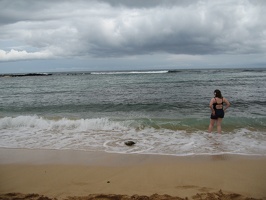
[1,115,265,132]
[0,115,127,131]
[0,115,265,156]
[91,70,169,75]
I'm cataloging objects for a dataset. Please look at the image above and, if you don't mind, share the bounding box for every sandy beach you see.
[0,148,266,200]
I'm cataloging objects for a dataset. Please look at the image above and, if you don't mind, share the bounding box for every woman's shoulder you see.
[222,97,228,100]
[222,97,230,103]
[211,97,217,103]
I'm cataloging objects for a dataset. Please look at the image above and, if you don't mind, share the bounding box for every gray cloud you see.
[97,0,198,8]
[0,0,266,62]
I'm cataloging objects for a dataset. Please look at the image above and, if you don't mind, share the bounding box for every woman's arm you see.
[209,98,215,115]
[223,98,230,111]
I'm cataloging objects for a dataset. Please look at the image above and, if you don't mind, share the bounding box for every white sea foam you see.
[91,70,168,75]
[0,115,127,131]
[0,116,265,156]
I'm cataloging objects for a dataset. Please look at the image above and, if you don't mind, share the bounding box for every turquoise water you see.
[0,69,265,155]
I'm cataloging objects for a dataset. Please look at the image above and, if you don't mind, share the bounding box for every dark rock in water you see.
[125,141,135,146]
[0,73,52,78]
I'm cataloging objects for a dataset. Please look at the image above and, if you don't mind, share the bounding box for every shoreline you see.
[0,148,266,199]
[0,147,265,164]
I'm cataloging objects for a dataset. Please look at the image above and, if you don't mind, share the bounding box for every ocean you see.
[0,68,265,156]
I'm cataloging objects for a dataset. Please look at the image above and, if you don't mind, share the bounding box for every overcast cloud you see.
[0,0,265,72]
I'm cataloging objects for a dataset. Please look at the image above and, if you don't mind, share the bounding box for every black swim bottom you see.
[211,109,224,119]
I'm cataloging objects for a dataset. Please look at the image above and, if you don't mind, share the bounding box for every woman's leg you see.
[208,119,216,133]
[217,118,223,133]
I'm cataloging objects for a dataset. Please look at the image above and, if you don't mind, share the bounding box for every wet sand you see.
[0,148,266,200]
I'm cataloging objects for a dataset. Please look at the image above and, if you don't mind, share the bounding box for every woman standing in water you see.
[208,89,230,133]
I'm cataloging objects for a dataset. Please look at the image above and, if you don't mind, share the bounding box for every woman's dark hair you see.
[214,89,223,98]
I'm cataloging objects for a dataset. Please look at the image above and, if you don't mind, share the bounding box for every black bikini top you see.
[213,98,223,109]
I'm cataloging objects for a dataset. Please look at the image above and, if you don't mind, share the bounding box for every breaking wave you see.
[0,115,265,156]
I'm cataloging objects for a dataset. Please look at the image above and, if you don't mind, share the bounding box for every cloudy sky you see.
[0,0,266,73]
